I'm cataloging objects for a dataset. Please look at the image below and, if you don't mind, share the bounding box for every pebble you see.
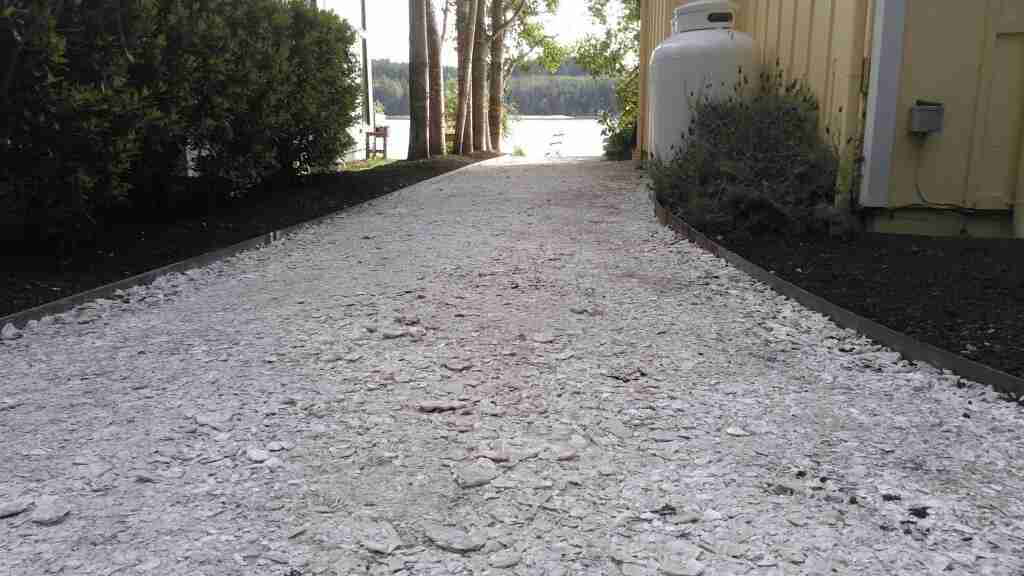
[725,427,751,437]
[29,497,70,526]
[358,521,403,554]
[267,441,286,452]
[531,333,556,344]
[382,328,408,339]
[416,400,468,413]
[0,498,33,519]
[605,419,632,439]
[479,448,512,462]
[489,549,522,568]
[545,446,578,461]
[0,398,24,412]
[444,359,473,372]
[1,323,22,340]
[246,448,270,463]
[456,459,501,488]
[262,552,290,565]
[660,559,706,576]
[195,411,234,431]
[422,521,486,553]
[702,509,724,522]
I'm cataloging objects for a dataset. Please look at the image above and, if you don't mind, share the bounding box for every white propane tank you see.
[648,0,758,162]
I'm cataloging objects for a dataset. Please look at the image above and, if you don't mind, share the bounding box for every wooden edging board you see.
[650,191,1024,397]
[0,159,491,330]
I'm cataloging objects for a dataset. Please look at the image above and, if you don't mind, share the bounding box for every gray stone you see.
[246,448,270,463]
[0,498,32,519]
[725,427,751,437]
[29,497,70,526]
[267,441,286,452]
[489,549,522,568]
[531,333,556,344]
[1,323,21,340]
[605,419,632,439]
[422,521,486,553]
[416,400,468,413]
[358,521,403,554]
[545,446,578,461]
[195,411,234,431]
[262,552,290,565]
[456,458,501,488]
[660,559,705,576]
[0,398,24,412]
[382,328,408,339]
[443,359,473,372]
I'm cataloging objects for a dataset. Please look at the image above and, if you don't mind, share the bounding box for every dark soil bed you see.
[712,228,1024,379]
[1,155,490,318]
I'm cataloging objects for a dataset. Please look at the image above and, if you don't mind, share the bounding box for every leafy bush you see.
[1,0,361,249]
[649,68,844,238]
[601,114,636,160]
[598,67,638,160]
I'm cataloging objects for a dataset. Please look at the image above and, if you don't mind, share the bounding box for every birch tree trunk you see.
[471,0,488,152]
[426,0,445,156]
[455,0,477,154]
[408,0,430,159]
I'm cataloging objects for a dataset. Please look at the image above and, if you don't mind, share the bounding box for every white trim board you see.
[860,0,906,208]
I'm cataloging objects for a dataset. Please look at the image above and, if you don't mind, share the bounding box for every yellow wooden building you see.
[638,0,1024,238]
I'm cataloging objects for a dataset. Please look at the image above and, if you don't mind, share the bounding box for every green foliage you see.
[1,0,361,247]
[649,69,845,238]
[513,145,527,157]
[573,0,640,158]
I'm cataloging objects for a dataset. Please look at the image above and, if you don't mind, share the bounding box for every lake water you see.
[377,116,605,159]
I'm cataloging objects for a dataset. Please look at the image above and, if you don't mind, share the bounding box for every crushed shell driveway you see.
[1,158,1023,576]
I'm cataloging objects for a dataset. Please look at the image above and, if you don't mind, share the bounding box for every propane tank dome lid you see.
[673,0,738,33]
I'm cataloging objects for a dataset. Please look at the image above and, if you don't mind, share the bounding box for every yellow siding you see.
[889,0,1024,212]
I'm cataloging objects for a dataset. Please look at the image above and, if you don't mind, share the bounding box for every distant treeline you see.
[372,59,616,117]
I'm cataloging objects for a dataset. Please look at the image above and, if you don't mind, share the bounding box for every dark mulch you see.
[717,231,1024,379]
[1,155,490,318]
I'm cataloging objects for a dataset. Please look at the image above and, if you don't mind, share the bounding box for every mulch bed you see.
[715,230,1024,379]
[1,155,491,318]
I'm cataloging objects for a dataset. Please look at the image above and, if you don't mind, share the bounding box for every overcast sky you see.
[320,0,605,64]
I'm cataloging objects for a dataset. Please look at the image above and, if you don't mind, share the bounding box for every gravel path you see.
[2,157,1023,576]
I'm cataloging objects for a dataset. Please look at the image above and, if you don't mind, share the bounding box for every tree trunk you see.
[408,0,430,159]
[454,0,476,154]
[426,0,445,156]
[471,0,488,152]
[488,0,504,152]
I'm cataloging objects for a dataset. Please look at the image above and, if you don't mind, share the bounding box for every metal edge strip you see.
[650,191,1024,397]
[1,158,492,330]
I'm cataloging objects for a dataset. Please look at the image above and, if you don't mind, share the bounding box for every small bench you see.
[365,126,389,159]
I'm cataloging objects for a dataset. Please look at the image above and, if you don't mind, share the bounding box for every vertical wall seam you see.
[786,0,799,77]
[824,0,837,138]
[964,0,997,206]
[803,0,816,78]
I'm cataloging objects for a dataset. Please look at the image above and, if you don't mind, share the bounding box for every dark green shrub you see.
[0,0,361,249]
[649,67,844,238]
[601,114,636,160]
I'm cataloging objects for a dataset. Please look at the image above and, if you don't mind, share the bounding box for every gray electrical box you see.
[910,101,944,134]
